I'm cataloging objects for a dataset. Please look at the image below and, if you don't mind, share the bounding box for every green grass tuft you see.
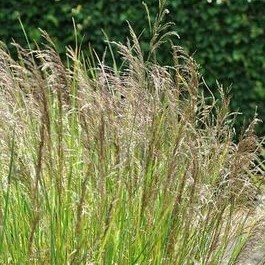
[0,2,264,264]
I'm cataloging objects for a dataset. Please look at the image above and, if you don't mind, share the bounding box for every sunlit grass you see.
[0,2,264,264]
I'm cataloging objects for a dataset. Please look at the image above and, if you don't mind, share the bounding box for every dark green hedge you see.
[0,0,264,135]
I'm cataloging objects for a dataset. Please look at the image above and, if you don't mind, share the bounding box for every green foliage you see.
[0,3,264,263]
[0,0,264,135]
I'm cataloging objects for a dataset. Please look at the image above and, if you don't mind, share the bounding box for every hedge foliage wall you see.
[1,0,264,135]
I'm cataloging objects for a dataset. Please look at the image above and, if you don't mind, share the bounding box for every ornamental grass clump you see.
[0,2,264,264]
